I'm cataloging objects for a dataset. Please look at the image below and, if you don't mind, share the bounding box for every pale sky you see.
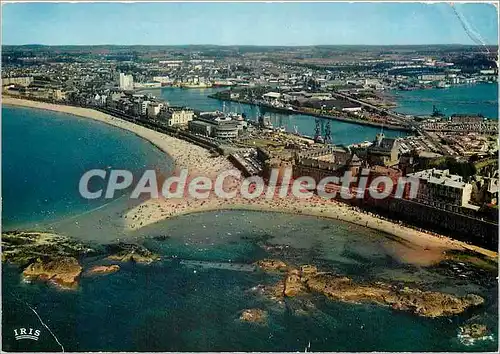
[2,2,498,46]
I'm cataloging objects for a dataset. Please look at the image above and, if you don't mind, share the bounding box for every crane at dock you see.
[314,119,324,143]
[324,121,332,144]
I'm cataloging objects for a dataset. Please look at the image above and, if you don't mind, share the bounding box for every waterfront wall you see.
[228,154,253,177]
[350,195,498,251]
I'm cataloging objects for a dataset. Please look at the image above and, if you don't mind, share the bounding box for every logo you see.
[14,327,41,341]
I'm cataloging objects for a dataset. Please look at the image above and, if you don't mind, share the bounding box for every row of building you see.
[290,133,498,215]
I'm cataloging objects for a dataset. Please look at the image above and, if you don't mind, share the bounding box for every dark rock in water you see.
[152,234,170,241]
[106,242,160,264]
[458,323,493,346]
[239,308,267,324]
[433,256,498,288]
[460,323,488,339]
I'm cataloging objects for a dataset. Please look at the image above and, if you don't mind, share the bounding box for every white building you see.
[2,77,34,87]
[139,101,151,116]
[407,168,474,212]
[119,73,134,91]
[160,107,194,126]
[153,76,173,84]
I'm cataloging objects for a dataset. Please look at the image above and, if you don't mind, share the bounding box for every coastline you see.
[3,97,497,264]
[123,192,498,266]
[2,97,233,175]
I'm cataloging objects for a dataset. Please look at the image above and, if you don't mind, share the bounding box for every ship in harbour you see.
[180,82,213,89]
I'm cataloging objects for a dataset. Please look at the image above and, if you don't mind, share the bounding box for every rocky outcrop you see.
[23,257,82,289]
[106,243,160,264]
[87,264,120,275]
[459,324,488,339]
[458,323,493,345]
[256,259,485,318]
[284,269,306,297]
[2,231,95,266]
[239,309,268,324]
[255,259,288,272]
[305,273,484,318]
[3,232,161,290]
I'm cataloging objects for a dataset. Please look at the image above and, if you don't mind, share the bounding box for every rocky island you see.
[1,231,94,266]
[2,231,93,289]
[257,259,485,318]
[255,259,289,272]
[2,232,159,289]
[106,242,160,264]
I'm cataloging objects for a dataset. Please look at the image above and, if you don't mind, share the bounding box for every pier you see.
[177,259,257,272]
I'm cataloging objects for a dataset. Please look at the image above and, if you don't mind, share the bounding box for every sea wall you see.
[350,195,498,250]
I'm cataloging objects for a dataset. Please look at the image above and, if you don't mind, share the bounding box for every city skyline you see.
[2,2,498,46]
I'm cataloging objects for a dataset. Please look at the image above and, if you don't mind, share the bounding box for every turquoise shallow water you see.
[2,106,172,229]
[390,83,498,118]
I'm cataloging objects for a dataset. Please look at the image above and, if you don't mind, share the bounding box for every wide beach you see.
[3,97,497,265]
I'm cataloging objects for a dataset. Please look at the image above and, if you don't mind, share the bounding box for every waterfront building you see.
[141,101,151,116]
[188,120,213,136]
[159,107,194,126]
[134,82,161,89]
[450,114,484,124]
[366,133,400,167]
[214,121,240,139]
[147,102,164,118]
[418,74,446,81]
[119,73,134,91]
[153,76,174,85]
[262,92,281,104]
[93,94,107,106]
[293,146,362,181]
[2,76,34,87]
[188,117,239,139]
[471,175,499,206]
[406,168,474,212]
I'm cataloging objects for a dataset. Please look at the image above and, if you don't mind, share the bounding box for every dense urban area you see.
[2,44,499,249]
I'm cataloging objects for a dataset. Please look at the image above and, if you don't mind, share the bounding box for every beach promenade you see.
[3,97,497,265]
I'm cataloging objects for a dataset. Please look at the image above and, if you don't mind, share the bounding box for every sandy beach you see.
[3,97,498,264]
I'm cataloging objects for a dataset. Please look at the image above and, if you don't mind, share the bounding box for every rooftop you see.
[408,168,468,189]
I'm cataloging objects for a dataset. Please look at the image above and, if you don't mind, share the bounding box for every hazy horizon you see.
[2,43,499,48]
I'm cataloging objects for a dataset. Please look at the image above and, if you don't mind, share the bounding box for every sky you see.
[1,2,498,46]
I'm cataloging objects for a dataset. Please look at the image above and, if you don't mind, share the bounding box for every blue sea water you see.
[2,106,172,229]
[391,83,498,119]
